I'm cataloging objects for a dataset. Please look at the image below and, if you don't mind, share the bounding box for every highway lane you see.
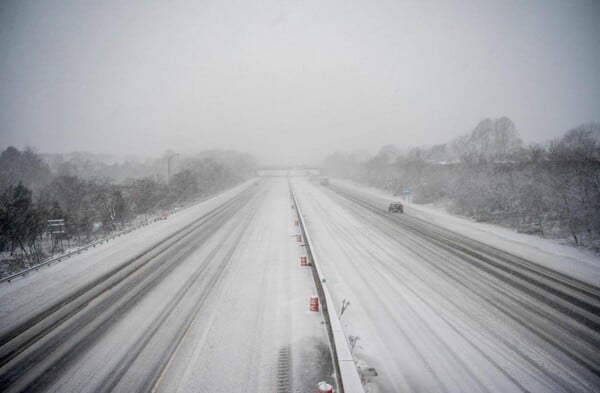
[0,181,255,332]
[0,179,334,392]
[293,178,600,393]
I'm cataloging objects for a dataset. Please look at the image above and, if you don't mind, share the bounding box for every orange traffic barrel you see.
[300,256,308,266]
[310,296,319,312]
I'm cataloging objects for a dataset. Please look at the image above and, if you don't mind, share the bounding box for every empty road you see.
[0,179,333,393]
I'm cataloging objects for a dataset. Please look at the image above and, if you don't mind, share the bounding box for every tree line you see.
[323,119,600,250]
[0,147,256,274]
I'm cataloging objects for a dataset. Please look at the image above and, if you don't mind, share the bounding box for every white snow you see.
[292,177,600,393]
[0,178,334,392]
[0,180,254,332]
[332,178,600,286]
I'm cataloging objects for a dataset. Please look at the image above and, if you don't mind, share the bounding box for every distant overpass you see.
[256,165,322,177]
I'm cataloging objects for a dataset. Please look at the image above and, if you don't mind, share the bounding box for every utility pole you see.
[167,153,179,189]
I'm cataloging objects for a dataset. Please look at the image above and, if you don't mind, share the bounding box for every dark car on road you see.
[388,202,404,213]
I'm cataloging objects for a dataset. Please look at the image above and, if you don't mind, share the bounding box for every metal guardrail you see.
[1,221,147,284]
[290,184,365,393]
[0,185,245,285]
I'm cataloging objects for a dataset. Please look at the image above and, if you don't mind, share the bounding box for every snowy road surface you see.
[293,178,600,393]
[0,179,334,392]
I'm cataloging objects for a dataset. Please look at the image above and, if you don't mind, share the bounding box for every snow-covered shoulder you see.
[332,178,600,286]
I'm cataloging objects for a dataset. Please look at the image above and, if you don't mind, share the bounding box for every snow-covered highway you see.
[293,178,600,393]
[2,175,599,393]
[0,179,333,392]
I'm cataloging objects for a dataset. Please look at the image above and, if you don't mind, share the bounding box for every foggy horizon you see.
[2,0,600,165]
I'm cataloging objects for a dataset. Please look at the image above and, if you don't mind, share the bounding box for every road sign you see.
[47,219,66,234]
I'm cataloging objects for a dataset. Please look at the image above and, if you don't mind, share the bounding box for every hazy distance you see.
[1,0,599,165]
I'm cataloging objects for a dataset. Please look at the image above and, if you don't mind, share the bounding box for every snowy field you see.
[293,177,600,393]
[0,179,333,392]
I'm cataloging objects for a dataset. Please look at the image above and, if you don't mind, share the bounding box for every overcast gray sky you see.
[1,0,599,165]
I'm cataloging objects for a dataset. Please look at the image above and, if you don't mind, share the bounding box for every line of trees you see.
[323,119,600,250]
[0,147,256,274]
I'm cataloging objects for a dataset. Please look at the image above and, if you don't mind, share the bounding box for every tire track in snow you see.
[338,201,597,391]
[332,185,600,329]
[0,186,254,368]
[0,185,260,392]
[105,198,260,393]
[328,184,600,390]
[294,179,600,392]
